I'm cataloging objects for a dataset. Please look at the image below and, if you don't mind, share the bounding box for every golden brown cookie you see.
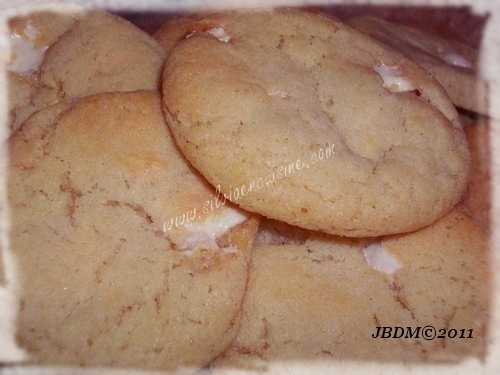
[9,91,258,370]
[214,208,489,369]
[163,9,469,237]
[7,10,78,76]
[348,16,488,115]
[154,15,207,53]
[7,72,60,134]
[39,11,166,98]
[6,11,77,134]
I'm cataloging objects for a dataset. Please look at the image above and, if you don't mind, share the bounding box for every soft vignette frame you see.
[0,0,498,373]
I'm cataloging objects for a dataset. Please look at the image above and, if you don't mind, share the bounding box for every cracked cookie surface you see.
[162,9,470,237]
[7,11,77,134]
[39,11,166,99]
[7,72,61,135]
[213,208,489,370]
[9,91,258,369]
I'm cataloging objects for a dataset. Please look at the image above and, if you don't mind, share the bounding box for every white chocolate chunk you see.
[207,27,231,43]
[362,243,402,275]
[8,31,47,74]
[442,52,472,69]
[185,26,231,43]
[374,63,416,93]
[176,207,248,251]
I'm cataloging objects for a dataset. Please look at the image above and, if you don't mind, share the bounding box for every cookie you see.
[7,72,60,134]
[214,208,489,369]
[154,15,206,53]
[39,11,166,98]
[7,73,37,135]
[9,91,258,369]
[6,11,77,134]
[162,9,469,237]
[7,10,78,76]
[462,117,490,231]
[348,16,488,115]
[253,118,492,243]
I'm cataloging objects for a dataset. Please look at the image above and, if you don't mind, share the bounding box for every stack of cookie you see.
[5,7,490,371]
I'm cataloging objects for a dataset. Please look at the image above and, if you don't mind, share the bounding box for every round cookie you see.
[213,208,489,370]
[162,9,469,237]
[9,91,258,369]
[348,16,488,115]
[39,11,166,98]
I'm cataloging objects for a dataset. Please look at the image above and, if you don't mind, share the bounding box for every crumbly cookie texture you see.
[9,91,258,369]
[213,208,489,369]
[348,16,488,115]
[39,11,166,98]
[163,9,470,237]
